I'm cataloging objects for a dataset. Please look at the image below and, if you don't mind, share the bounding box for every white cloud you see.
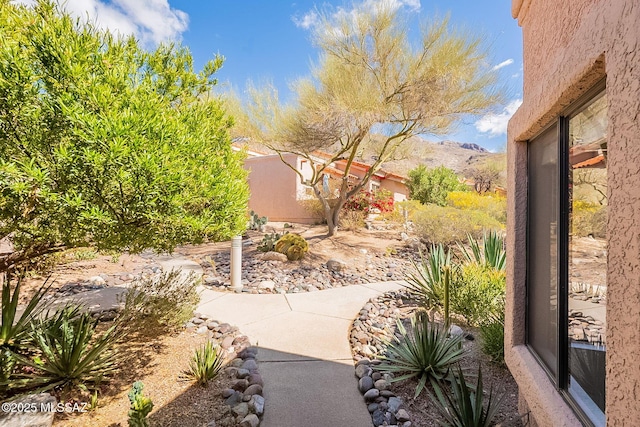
[492,58,514,71]
[292,10,319,29]
[293,0,421,30]
[12,0,188,46]
[475,99,523,137]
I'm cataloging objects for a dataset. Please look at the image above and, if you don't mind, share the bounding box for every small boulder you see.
[232,402,249,418]
[258,280,276,290]
[244,384,263,396]
[260,252,287,262]
[396,409,411,422]
[326,259,347,272]
[248,395,265,416]
[358,376,374,393]
[239,414,260,427]
[364,388,380,401]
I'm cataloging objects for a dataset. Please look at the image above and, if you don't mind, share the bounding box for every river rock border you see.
[197,250,414,294]
[187,313,264,427]
[350,291,417,427]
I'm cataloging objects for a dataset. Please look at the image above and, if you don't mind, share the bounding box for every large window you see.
[527,89,607,426]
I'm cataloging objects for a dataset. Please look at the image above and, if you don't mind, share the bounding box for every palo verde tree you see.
[0,0,248,273]
[235,2,503,235]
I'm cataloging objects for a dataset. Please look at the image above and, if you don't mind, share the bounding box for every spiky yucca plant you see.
[377,311,466,398]
[187,341,225,386]
[431,365,505,427]
[458,231,506,271]
[404,244,452,311]
[8,309,118,393]
[0,275,50,382]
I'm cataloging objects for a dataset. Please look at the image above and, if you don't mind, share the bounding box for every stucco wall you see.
[245,154,320,224]
[380,179,408,202]
[507,0,640,425]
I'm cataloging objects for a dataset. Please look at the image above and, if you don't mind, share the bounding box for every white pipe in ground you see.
[230,235,243,292]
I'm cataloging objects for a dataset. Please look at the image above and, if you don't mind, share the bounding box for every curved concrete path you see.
[159,258,404,427]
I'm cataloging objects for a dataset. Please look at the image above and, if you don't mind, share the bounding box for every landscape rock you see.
[388,396,402,413]
[449,324,464,338]
[248,395,265,416]
[396,409,411,422]
[244,384,263,396]
[326,259,347,272]
[358,376,374,393]
[232,379,249,392]
[355,364,372,379]
[364,388,380,401]
[260,252,287,262]
[232,402,249,418]
[239,413,260,427]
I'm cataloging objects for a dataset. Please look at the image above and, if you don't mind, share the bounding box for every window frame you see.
[525,81,607,427]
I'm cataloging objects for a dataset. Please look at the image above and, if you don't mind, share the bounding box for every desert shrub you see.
[407,165,467,206]
[377,311,466,398]
[118,270,201,330]
[339,210,367,230]
[8,309,119,394]
[299,198,329,224]
[451,264,505,326]
[380,199,423,224]
[412,205,503,246]
[480,303,505,366]
[344,188,394,214]
[274,234,309,261]
[572,200,607,238]
[447,191,507,224]
[431,365,505,427]
[128,381,153,427]
[186,341,225,386]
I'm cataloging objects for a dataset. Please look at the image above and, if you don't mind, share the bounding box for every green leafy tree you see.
[0,1,248,272]
[232,2,503,235]
[408,165,466,206]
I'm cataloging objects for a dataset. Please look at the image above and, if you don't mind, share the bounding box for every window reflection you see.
[568,93,607,425]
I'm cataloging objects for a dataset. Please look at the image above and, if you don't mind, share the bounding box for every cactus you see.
[257,232,285,252]
[248,210,268,231]
[128,381,153,427]
[275,234,309,261]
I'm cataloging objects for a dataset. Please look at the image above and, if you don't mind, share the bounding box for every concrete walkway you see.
[156,257,404,427]
[60,258,403,427]
[197,281,403,427]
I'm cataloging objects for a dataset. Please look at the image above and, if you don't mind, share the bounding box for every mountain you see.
[361,137,505,180]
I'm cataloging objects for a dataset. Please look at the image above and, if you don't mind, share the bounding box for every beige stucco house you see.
[506,0,639,426]
[243,152,408,224]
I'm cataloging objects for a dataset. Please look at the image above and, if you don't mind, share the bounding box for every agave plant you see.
[458,231,506,271]
[7,309,119,393]
[0,275,51,382]
[404,244,452,311]
[430,365,505,427]
[377,311,466,398]
[186,340,225,386]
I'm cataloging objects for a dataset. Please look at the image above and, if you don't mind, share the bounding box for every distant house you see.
[236,147,408,223]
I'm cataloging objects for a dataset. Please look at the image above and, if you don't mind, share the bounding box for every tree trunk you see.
[0,244,63,274]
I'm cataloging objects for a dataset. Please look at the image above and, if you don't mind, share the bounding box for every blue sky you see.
[19,0,523,152]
